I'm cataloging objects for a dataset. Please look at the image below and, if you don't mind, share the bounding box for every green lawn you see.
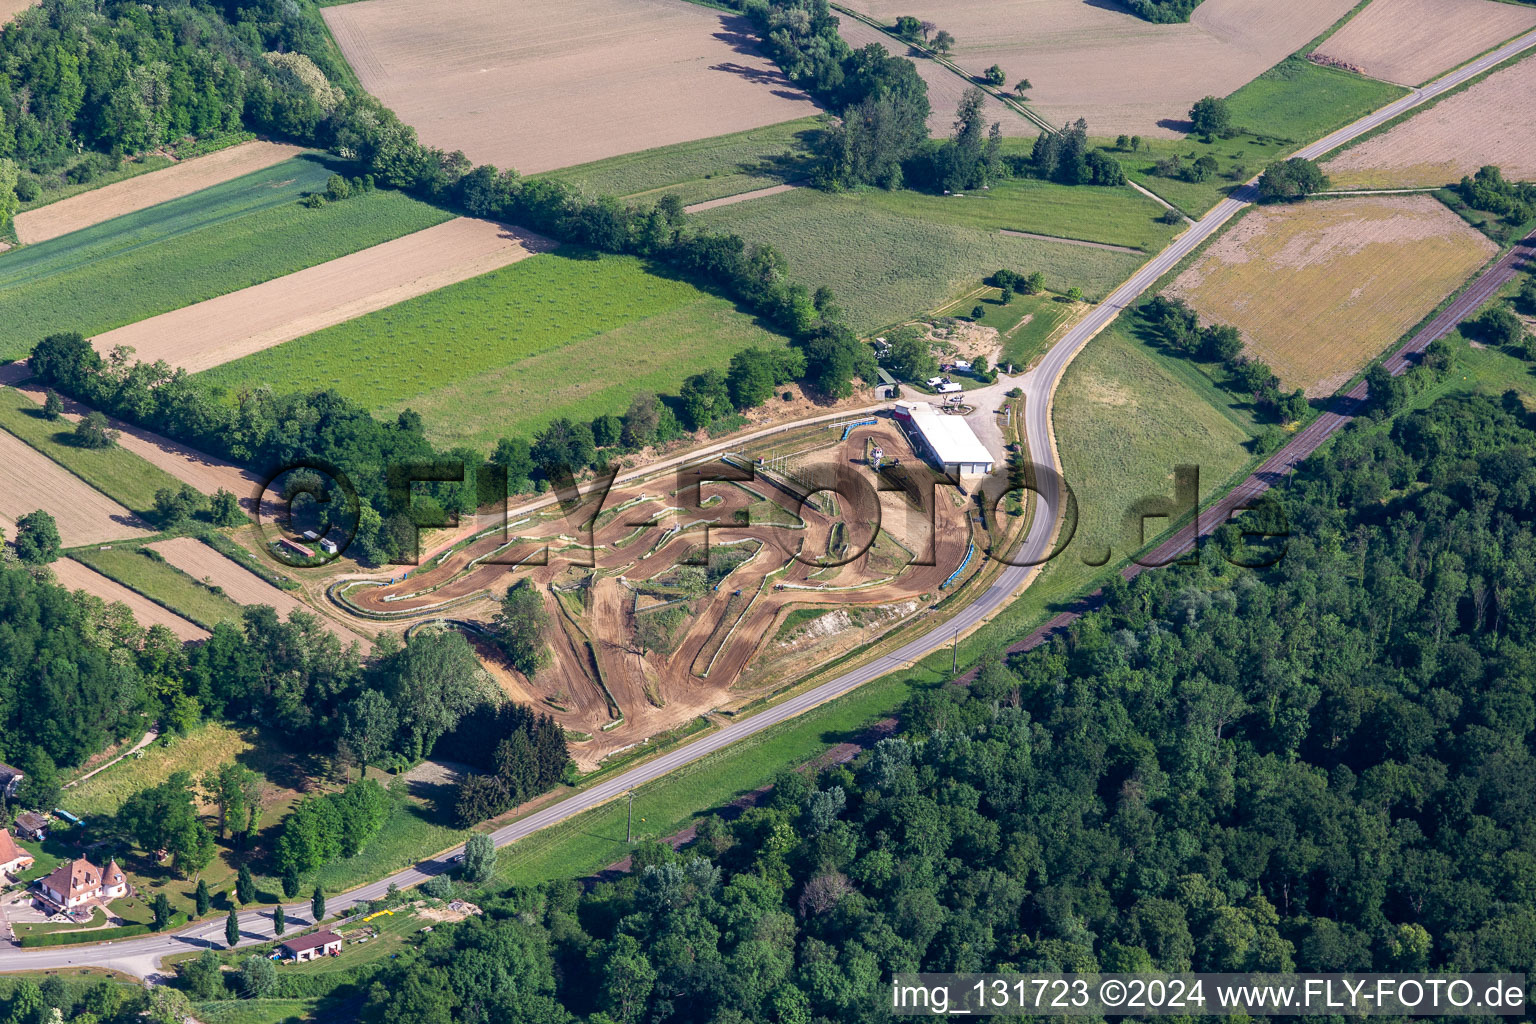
[694,187,1146,332]
[197,251,793,451]
[192,999,320,1024]
[0,388,184,520]
[1002,322,1257,626]
[1099,57,1407,215]
[69,546,247,631]
[310,785,469,894]
[13,837,68,886]
[864,177,1179,252]
[0,155,451,360]
[13,908,106,937]
[538,117,825,206]
[959,288,1083,371]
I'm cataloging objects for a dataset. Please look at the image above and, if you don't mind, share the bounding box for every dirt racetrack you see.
[89,218,553,373]
[1166,195,1495,396]
[11,141,307,245]
[48,557,210,642]
[837,0,1357,137]
[1311,0,1536,87]
[328,419,977,766]
[0,430,150,545]
[837,17,1024,137]
[1323,54,1536,187]
[323,0,822,175]
[148,537,368,646]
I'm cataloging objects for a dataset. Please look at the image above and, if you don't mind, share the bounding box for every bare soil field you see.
[1166,195,1496,396]
[1311,0,1536,87]
[9,380,263,509]
[0,0,35,26]
[837,17,1024,137]
[11,141,306,245]
[0,430,150,545]
[148,536,368,646]
[323,0,821,175]
[48,557,209,642]
[838,0,1357,136]
[90,218,552,373]
[1323,55,1536,187]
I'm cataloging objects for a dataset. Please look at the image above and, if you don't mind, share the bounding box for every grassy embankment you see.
[0,155,451,360]
[196,250,794,452]
[539,117,825,206]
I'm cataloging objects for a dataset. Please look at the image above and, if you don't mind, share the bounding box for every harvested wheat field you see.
[148,537,368,645]
[11,141,306,245]
[1166,195,1495,396]
[324,0,821,175]
[1311,0,1536,87]
[0,430,150,545]
[837,0,1356,136]
[90,218,553,373]
[837,17,1024,137]
[1323,55,1536,187]
[49,558,210,642]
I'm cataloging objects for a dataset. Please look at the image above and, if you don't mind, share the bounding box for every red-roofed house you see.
[37,856,127,910]
[0,830,33,880]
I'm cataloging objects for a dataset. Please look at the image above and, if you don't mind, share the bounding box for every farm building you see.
[13,812,48,841]
[37,856,127,910]
[0,830,34,881]
[280,929,343,962]
[893,401,995,476]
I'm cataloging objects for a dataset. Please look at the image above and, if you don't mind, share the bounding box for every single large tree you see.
[1189,95,1232,137]
[492,579,550,677]
[340,688,399,775]
[383,629,488,760]
[461,832,496,884]
[224,907,240,949]
[13,510,60,565]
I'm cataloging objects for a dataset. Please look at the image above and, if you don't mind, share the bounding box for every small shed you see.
[280,929,343,962]
[13,812,48,842]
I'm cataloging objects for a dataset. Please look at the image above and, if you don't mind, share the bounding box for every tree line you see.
[223,389,1536,1024]
[1140,295,1310,431]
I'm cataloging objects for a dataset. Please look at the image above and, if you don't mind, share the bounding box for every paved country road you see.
[5,28,1534,978]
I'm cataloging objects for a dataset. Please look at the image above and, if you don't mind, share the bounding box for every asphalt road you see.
[6,27,1534,978]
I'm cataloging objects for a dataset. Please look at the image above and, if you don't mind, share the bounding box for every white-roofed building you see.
[892,402,995,476]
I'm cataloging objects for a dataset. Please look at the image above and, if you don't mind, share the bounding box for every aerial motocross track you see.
[4,28,1535,977]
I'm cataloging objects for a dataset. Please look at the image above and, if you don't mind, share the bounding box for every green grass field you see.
[70,546,247,630]
[192,999,319,1024]
[198,251,792,451]
[1003,323,1257,626]
[0,156,451,360]
[0,388,184,519]
[694,186,1147,332]
[62,723,253,818]
[955,288,1084,371]
[538,117,825,206]
[1098,57,1407,215]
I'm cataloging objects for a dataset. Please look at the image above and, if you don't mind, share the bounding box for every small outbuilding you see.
[0,830,34,881]
[13,812,48,842]
[280,929,343,962]
[0,763,23,800]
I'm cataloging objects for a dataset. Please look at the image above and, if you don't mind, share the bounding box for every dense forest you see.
[321,391,1536,1023]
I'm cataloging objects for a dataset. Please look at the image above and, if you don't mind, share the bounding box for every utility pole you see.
[952,629,959,675]
[627,791,633,844]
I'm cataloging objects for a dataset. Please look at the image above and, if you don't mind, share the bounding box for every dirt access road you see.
[3,27,1532,980]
